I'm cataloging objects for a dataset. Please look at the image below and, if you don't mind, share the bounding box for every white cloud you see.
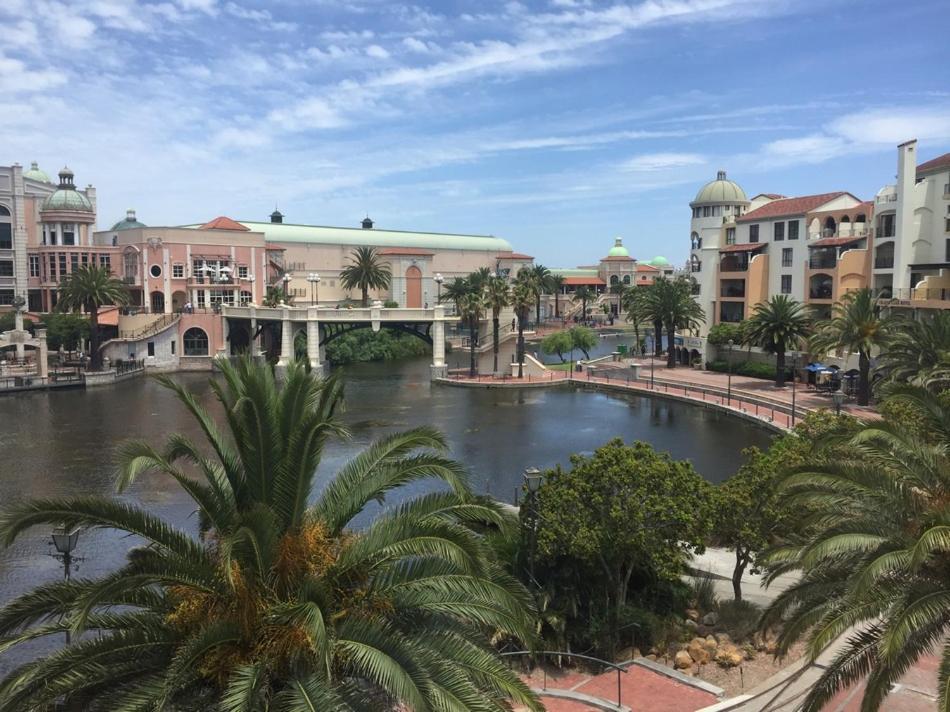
[365,44,390,59]
[620,152,706,172]
[829,106,950,145]
[176,0,217,15]
[268,97,349,130]
[0,54,68,93]
[402,37,430,53]
[762,135,848,163]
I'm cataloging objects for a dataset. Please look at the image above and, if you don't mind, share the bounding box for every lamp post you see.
[832,389,845,417]
[49,526,81,643]
[307,272,320,305]
[523,467,543,584]
[650,347,655,389]
[791,354,798,425]
[435,273,444,303]
[727,339,734,404]
[248,274,256,305]
[282,273,292,304]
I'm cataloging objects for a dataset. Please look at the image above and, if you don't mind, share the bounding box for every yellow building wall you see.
[836,249,869,296]
[747,253,769,310]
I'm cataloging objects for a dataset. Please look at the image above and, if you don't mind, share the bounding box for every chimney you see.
[270,209,283,224]
[361,216,374,229]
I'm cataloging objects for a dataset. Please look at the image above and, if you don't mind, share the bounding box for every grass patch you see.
[690,570,718,611]
[545,362,577,371]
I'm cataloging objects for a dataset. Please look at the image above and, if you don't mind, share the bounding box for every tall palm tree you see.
[572,286,594,324]
[458,290,485,377]
[875,310,950,392]
[812,288,894,406]
[0,359,541,711]
[745,295,811,388]
[484,276,510,374]
[548,274,565,318]
[439,276,470,316]
[511,282,534,379]
[621,286,645,355]
[57,264,129,371]
[339,246,392,307]
[529,265,551,326]
[761,386,950,712]
[652,277,704,369]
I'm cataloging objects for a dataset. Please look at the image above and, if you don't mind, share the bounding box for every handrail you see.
[500,650,627,710]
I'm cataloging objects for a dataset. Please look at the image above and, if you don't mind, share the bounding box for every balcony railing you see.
[719,258,749,272]
[809,255,837,270]
[874,257,894,269]
[720,283,746,298]
[809,287,833,300]
[883,287,950,303]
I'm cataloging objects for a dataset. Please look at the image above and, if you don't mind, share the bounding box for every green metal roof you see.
[551,267,599,277]
[692,170,748,206]
[111,209,147,231]
[24,161,51,183]
[42,188,93,212]
[234,221,513,252]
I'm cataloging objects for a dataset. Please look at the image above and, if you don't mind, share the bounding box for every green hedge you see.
[325,329,430,364]
[706,359,790,381]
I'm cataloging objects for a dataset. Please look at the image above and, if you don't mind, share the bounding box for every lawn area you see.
[546,362,576,371]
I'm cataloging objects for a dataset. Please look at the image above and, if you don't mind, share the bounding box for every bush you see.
[325,328,429,364]
[707,322,746,347]
[690,570,718,611]
[716,599,761,642]
[706,359,790,381]
[0,313,33,334]
[383,300,399,308]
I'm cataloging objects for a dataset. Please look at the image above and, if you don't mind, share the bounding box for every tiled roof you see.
[737,192,852,222]
[562,276,605,286]
[809,235,865,247]
[201,216,251,231]
[602,255,635,262]
[377,247,434,256]
[499,252,534,260]
[636,263,659,272]
[719,242,767,253]
[917,152,950,176]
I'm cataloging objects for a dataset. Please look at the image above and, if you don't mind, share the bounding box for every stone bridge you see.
[220,303,457,378]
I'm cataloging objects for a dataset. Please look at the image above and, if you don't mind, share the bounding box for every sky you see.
[3,0,950,268]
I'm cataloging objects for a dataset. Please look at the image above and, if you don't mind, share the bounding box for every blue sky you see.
[3,0,949,268]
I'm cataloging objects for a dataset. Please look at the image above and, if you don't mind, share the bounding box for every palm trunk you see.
[858,349,870,406]
[732,550,747,602]
[88,302,101,371]
[666,320,676,368]
[535,296,541,327]
[582,298,588,322]
[554,292,560,318]
[469,318,477,377]
[517,323,525,378]
[653,320,663,357]
[492,314,499,374]
[775,347,786,388]
[361,286,368,307]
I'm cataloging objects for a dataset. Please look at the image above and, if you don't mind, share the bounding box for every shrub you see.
[705,359,790,381]
[716,599,760,641]
[383,300,399,308]
[690,570,718,611]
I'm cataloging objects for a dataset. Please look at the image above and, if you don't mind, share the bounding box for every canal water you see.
[0,356,773,672]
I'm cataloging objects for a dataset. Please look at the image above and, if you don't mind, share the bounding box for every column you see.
[430,304,446,379]
[249,309,261,358]
[306,306,323,377]
[163,247,172,314]
[277,307,293,368]
[217,317,229,359]
[36,330,48,379]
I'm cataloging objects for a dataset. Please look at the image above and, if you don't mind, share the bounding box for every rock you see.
[646,654,657,662]
[684,618,699,631]
[701,611,719,626]
[714,632,732,645]
[685,608,700,622]
[765,639,779,655]
[714,644,744,668]
[674,650,693,670]
[696,624,710,637]
[703,636,719,653]
[687,638,709,664]
[648,647,660,656]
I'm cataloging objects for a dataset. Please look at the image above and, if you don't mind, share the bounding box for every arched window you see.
[622,275,631,284]
[691,232,701,250]
[240,290,253,305]
[0,205,10,216]
[0,204,10,250]
[691,255,702,273]
[183,327,209,356]
[610,274,619,285]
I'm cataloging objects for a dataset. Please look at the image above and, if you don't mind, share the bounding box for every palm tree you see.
[745,295,811,388]
[339,246,392,307]
[875,310,950,392]
[572,286,594,324]
[653,277,704,369]
[439,276,470,315]
[548,274,565,318]
[0,359,541,711]
[621,286,645,355]
[812,288,894,406]
[484,276,510,374]
[263,285,292,307]
[528,265,551,326]
[57,264,129,371]
[511,282,534,378]
[761,386,950,712]
[458,290,485,377]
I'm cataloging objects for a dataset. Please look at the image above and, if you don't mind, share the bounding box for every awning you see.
[809,235,865,248]
[719,243,766,253]
[805,362,828,372]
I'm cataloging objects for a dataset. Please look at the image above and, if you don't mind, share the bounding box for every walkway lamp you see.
[726,339,734,404]
[832,389,845,417]
[523,467,543,583]
[307,272,321,304]
[650,348,655,389]
[49,525,82,643]
[435,273,444,302]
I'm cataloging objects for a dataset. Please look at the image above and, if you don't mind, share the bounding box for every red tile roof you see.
[377,247,434,256]
[719,242,766,253]
[636,263,659,272]
[200,216,251,231]
[737,192,854,222]
[499,252,534,260]
[917,152,950,176]
[563,276,605,286]
[809,235,866,247]
[602,255,635,262]
[751,193,786,200]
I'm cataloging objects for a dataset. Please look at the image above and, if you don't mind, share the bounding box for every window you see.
[725,227,736,245]
[99,255,110,271]
[71,253,79,272]
[150,264,162,278]
[81,252,88,265]
[782,248,793,267]
[171,340,176,355]
[691,255,701,273]
[774,222,785,241]
[703,206,711,217]
[183,327,209,356]
[48,255,56,279]
[781,275,792,294]
[878,213,895,238]
[196,290,207,308]
[691,232,701,249]
[0,290,14,305]
[172,264,184,278]
[240,290,253,305]
[749,224,759,243]
[946,239,950,262]
[147,341,155,357]
[0,261,12,277]
[712,206,721,217]
[124,252,137,280]
[0,223,11,250]
[59,253,67,277]
[29,255,39,277]
[0,205,8,216]
[237,265,248,279]
[63,225,75,246]
[788,220,799,240]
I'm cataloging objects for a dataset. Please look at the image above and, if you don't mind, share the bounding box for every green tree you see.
[569,326,597,360]
[706,321,746,347]
[875,311,950,393]
[0,359,540,711]
[458,290,484,377]
[540,331,572,362]
[761,386,950,712]
[438,276,471,315]
[572,286,594,323]
[484,275,510,374]
[620,286,644,354]
[548,274,565,318]
[528,265,551,326]
[635,282,665,358]
[263,285,292,307]
[339,246,392,307]
[531,439,712,655]
[56,264,129,371]
[745,295,812,388]
[812,287,895,406]
[41,312,89,352]
[653,277,704,369]
[511,281,533,378]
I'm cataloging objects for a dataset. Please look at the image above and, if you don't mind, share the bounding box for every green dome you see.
[607,237,630,257]
[42,167,94,213]
[649,256,670,267]
[692,170,748,206]
[23,161,51,183]
[111,209,147,231]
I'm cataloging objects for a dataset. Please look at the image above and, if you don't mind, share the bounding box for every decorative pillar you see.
[430,304,447,379]
[36,329,48,378]
[217,317,229,359]
[277,307,293,368]
[249,308,261,358]
[14,309,25,360]
[306,306,323,377]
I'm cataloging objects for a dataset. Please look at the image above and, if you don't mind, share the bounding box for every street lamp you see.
[650,346,655,389]
[49,526,82,643]
[435,273,444,302]
[307,272,321,304]
[832,389,845,417]
[791,354,798,425]
[523,467,543,584]
[726,339,734,404]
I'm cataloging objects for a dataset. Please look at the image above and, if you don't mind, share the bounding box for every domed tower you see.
[599,237,636,314]
[39,167,96,247]
[689,170,749,336]
[23,161,51,183]
[110,209,147,231]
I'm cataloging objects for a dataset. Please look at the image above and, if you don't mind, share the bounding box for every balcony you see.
[719,256,749,272]
[874,257,894,269]
[720,279,746,298]
[719,302,744,323]
[809,253,837,270]
[809,274,834,300]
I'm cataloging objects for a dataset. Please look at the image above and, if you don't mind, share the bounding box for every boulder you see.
[646,654,658,662]
[696,624,710,637]
[701,611,719,626]
[703,636,719,653]
[687,638,709,664]
[674,650,693,670]
[714,632,732,645]
[684,618,699,631]
[765,639,779,655]
[685,608,700,622]
[714,644,744,668]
